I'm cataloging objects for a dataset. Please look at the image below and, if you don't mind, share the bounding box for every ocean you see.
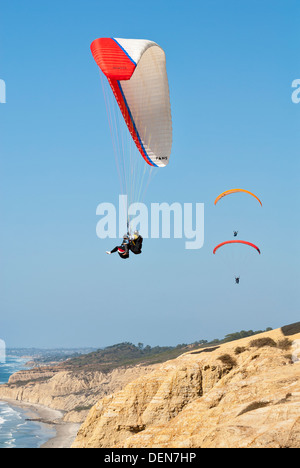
[0,356,56,448]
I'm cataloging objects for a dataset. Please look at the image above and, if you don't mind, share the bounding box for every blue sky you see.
[0,0,299,348]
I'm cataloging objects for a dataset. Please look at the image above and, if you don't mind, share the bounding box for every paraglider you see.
[214,189,262,207]
[91,37,172,256]
[233,231,238,237]
[91,37,172,169]
[106,230,144,260]
[213,240,261,255]
[213,240,261,283]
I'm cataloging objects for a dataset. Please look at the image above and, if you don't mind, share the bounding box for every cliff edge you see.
[72,323,300,448]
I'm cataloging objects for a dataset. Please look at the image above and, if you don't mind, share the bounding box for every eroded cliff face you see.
[72,324,300,448]
[0,365,159,423]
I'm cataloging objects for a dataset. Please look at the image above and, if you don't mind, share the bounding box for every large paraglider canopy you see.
[213,240,261,255]
[90,38,172,168]
[214,189,262,206]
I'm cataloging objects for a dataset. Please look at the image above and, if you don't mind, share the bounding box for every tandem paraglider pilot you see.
[129,230,143,255]
[106,231,143,260]
[106,235,130,260]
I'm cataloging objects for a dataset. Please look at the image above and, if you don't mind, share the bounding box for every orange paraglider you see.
[214,189,262,206]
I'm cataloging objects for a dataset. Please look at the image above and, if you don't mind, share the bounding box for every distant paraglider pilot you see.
[106,235,130,260]
[235,276,240,284]
[129,231,143,255]
[233,231,238,237]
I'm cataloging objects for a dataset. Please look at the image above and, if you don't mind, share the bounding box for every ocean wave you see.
[0,357,55,447]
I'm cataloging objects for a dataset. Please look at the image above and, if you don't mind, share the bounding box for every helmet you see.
[134,230,139,236]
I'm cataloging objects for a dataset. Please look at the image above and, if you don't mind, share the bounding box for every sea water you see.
[0,356,55,448]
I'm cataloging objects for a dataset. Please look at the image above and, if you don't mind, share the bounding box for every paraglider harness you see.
[127,222,143,255]
[129,235,143,255]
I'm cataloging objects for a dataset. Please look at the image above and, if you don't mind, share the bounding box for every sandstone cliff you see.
[72,323,300,448]
[0,364,159,423]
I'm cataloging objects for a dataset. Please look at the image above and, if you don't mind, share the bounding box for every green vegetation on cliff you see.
[63,327,273,373]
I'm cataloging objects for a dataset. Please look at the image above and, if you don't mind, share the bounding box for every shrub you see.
[217,354,237,368]
[73,405,93,412]
[277,338,292,350]
[249,337,276,348]
[234,346,246,355]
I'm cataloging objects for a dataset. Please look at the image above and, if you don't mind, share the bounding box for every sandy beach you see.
[0,398,80,448]
[41,420,81,449]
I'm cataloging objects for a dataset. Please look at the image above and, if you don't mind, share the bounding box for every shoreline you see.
[0,398,80,448]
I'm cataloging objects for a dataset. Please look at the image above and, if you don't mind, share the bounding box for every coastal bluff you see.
[72,323,300,448]
[0,364,160,423]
